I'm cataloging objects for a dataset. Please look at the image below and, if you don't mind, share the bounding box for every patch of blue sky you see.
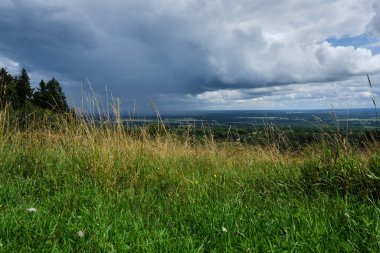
[327,33,380,54]
[370,46,380,54]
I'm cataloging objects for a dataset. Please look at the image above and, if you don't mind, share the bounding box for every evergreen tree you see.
[15,68,33,108]
[45,78,68,113]
[1,66,69,114]
[33,80,48,109]
[0,68,16,108]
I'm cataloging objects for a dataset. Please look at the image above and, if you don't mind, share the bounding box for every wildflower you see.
[222,227,228,233]
[27,207,37,212]
[77,230,85,238]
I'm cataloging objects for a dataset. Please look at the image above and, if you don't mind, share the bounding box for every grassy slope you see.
[0,116,379,252]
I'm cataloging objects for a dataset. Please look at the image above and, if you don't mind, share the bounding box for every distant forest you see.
[0,67,68,113]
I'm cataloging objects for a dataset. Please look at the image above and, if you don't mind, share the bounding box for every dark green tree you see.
[1,66,69,114]
[45,78,68,113]
[33,80,48,109]
[0,68,16,108]
[15,68,33,108]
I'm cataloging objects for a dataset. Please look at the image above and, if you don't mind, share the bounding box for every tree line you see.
[0,67,68,113]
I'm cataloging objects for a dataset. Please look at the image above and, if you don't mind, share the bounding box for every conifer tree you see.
[33,80,48,109]
[0,68,16,108]
[45,78,68,113]
[1,66,69,113]
[15,68,33,108]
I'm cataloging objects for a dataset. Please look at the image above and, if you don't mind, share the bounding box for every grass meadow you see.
[0,106,379,252]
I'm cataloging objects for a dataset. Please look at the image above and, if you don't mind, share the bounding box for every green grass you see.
[0,113,379,252]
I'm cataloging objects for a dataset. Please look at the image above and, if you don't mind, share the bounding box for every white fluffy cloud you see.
[179,0,380,85]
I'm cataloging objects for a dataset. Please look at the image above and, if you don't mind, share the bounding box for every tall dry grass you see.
[0,93,378,199]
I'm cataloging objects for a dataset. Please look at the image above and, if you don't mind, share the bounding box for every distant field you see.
[123,108,380,129]
[0,110,379,251]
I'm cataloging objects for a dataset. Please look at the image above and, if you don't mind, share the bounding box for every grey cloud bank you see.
[0,0,380,111]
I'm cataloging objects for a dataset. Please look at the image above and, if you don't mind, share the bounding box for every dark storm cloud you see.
[0,0,215,99]
[0,1,95,71]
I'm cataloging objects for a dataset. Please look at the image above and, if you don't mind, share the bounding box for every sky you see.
[1,0,380,112]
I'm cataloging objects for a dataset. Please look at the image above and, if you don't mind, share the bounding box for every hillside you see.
[0,108,379,252]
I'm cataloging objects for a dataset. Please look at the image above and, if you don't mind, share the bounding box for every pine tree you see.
[33,80,48,109]
[45,78,68,113]
[0,68,16,108]
[1,66,69,113]
[15,68,33,108]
